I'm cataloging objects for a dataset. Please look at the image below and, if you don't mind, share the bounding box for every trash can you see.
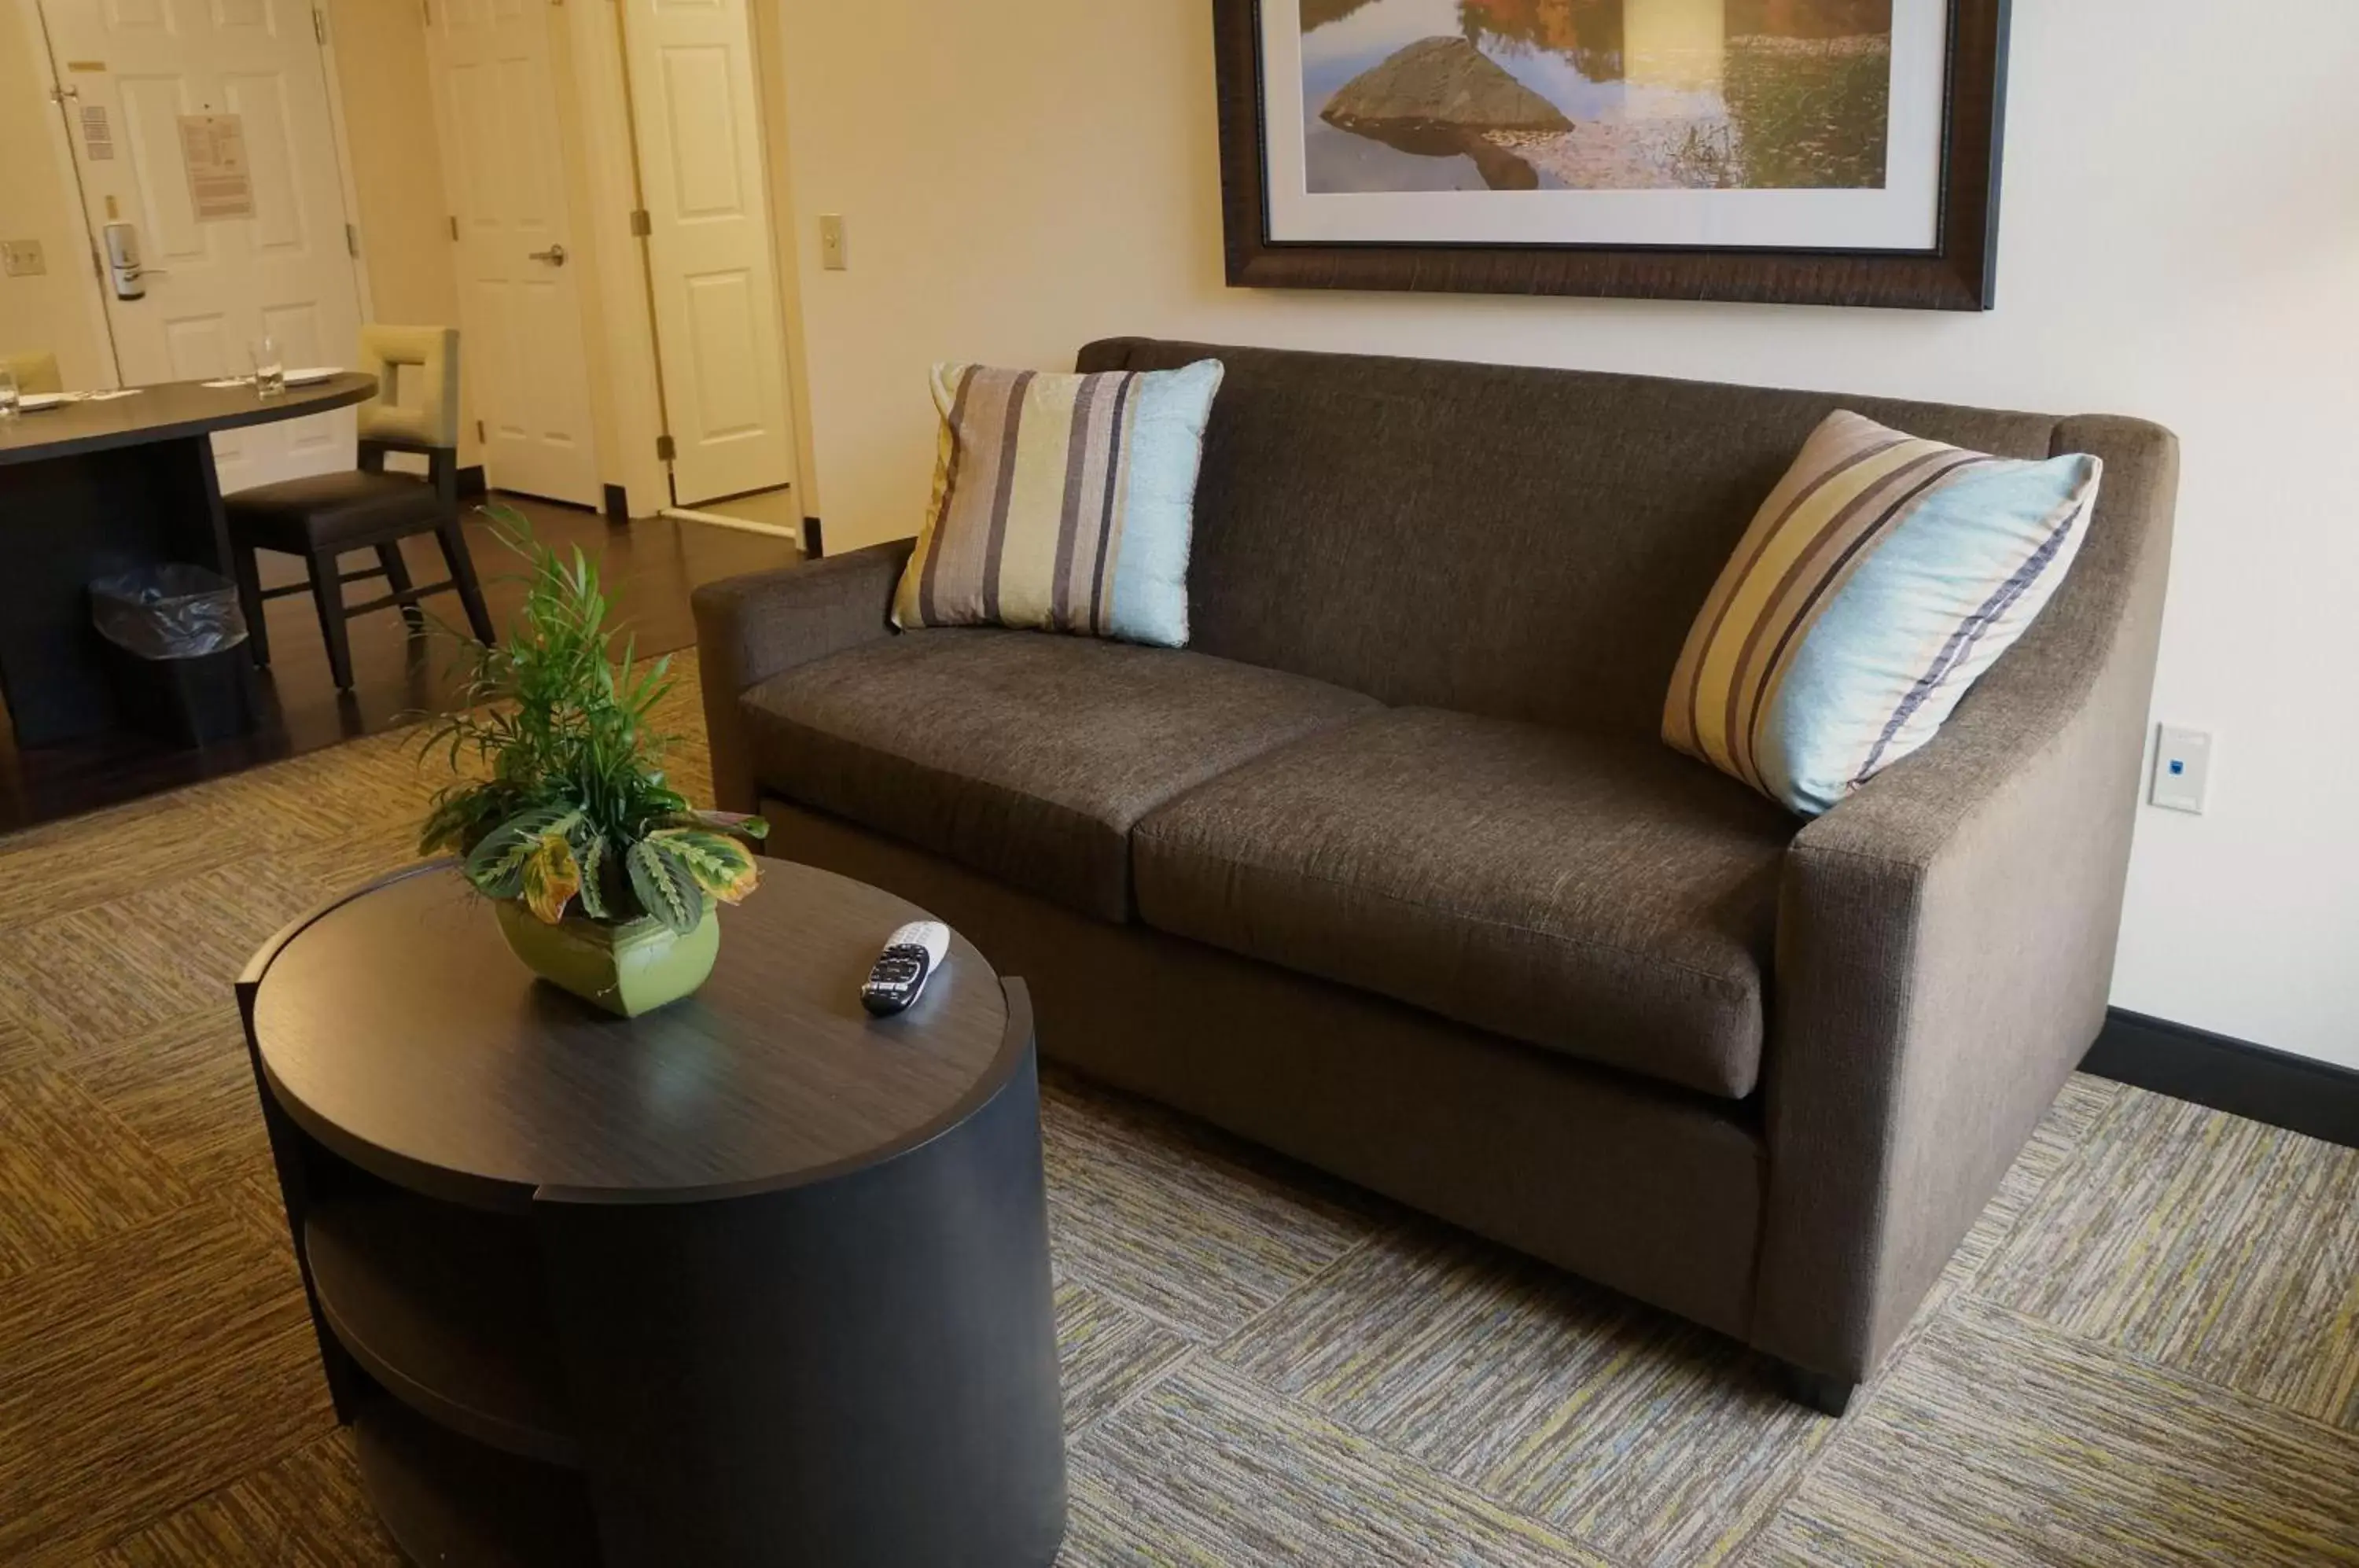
[90,565,256,747]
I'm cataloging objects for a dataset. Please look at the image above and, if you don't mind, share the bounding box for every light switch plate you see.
[1,240,45,278]
[2151,724,2212,814]
[819,214,847,271]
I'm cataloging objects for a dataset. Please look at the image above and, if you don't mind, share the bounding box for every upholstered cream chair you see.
[2,351,64,395]
[224,326,491,690]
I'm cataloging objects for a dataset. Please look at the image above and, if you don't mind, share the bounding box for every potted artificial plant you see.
[418,508,766,1016]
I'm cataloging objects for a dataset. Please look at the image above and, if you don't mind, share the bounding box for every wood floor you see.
[0,497,799,835]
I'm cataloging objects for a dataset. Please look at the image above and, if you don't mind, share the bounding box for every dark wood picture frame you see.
[1214,0,2011,311]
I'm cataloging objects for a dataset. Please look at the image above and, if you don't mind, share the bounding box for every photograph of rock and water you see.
[1301,0,1895,193]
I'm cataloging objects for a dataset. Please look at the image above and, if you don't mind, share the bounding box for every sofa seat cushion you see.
[1132,709,1798,1099]
[740,628,1378,922]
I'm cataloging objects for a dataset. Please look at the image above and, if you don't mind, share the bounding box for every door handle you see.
[528,244,568,267]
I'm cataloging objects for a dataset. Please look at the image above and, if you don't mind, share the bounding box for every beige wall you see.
[324,0,478,465]
[0,10,109,387]
[764,0,2359,1065]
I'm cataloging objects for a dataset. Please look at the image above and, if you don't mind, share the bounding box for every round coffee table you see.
[239,861,1065,1567]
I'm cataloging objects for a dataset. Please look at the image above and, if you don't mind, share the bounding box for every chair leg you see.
[377,543,426,633]
[230,542,271,668]
[436,519,496,646]
[308,547,356,691]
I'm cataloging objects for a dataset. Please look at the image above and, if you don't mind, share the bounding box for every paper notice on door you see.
[177,113,254,221]
[80,105,114,161]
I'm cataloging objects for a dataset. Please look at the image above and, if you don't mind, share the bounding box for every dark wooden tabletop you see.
[245,862,1017,1209]
[0,373,377,467]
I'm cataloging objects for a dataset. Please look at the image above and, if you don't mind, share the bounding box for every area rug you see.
[2,653,2355,1566]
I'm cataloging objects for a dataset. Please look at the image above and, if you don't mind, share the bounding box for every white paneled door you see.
[39,0,362,493]
[426,0,600,506]
[623,0,794,507]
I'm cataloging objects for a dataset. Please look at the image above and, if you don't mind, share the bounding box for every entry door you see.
[426,0,601,506]
[623,0,796,506]
[39,0,362,494]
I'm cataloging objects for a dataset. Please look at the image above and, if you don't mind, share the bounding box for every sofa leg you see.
[1776,1361,1857,1417]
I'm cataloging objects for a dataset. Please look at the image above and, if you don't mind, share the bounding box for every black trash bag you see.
[90,565,249,660]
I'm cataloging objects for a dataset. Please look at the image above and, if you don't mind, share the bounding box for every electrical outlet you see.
[1,240,46,278]
[819,214,848,271]
[2150,724,2213,814]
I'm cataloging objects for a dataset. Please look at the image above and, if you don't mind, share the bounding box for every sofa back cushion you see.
[1078,337,2065,738]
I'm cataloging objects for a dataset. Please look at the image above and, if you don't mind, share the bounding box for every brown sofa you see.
[694,338,2177,1409]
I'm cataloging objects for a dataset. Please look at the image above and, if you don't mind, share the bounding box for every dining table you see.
[0,373,377,747]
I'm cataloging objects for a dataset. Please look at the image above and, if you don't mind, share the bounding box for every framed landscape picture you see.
[1214,0,2011,310]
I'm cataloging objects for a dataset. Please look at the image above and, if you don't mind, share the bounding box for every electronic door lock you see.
[101,221,164,300]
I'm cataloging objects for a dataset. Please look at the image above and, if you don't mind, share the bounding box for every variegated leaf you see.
[463,804,583,899]
[518,834,582,925]
[671,809,770,841]
[643,828,760,905]
[574,835,611,921]
[627,839,705,935]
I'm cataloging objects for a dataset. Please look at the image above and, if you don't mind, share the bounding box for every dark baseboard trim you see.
[802,517,824,558]
[2083,1008,2359,1149]
[603,484,630,524]
[456,465,487,499]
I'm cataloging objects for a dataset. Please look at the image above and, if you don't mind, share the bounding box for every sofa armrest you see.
[691,539,915,812]
[1750,415,2178,1382]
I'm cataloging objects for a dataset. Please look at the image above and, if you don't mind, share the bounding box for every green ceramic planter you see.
[495,898,721,1018]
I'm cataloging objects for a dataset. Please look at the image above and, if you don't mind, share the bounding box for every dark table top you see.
[245,862,1018,1209]
[0,373,378,468]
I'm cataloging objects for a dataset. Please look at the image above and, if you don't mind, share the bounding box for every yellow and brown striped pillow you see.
[892,360,1225,647]
[1665,410,2103,815]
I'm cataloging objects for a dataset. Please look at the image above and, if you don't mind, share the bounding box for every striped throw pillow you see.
[892,359,1225,648]
[1665,410,2103,816]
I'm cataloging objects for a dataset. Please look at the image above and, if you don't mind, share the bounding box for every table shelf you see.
[307,1194,579,1466]
[354,1397,598,1568]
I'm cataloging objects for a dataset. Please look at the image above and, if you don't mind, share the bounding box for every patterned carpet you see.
[3,653,2357,1565]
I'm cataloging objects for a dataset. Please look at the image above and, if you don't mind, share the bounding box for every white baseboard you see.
[659,508,801,547]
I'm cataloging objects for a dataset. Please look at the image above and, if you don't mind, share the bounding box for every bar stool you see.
[226,326,494,690]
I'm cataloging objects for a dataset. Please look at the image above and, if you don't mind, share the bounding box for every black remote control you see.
[862,921,949,1016]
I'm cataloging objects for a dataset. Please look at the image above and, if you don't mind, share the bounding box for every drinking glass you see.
[250,336,285,398]
[0,365,18,421]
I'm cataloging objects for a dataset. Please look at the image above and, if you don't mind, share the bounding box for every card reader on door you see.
[103,221,148,300]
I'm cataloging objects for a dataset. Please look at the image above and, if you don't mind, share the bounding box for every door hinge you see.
[476,419,487,442]
[312,8,326,45]
[655,434,676,462]
[448,215,459,241]
[627,208,651,238]
[344,223,359,258]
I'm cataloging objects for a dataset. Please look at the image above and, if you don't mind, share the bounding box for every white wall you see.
[770,0,2359,1066]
